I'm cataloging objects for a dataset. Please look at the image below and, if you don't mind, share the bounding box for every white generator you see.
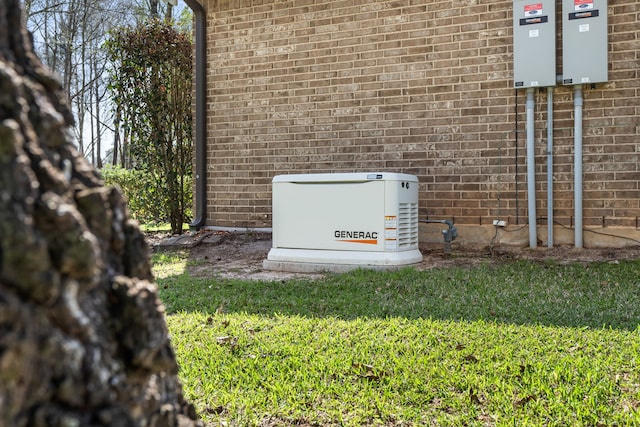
[263,172,423,271]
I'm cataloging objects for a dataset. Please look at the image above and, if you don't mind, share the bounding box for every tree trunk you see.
[0,1,202,425]
[149,0,159,16]
[113,104,120,166]
[94,54,102,168]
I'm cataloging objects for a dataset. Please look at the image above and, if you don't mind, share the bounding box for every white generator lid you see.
[272,172,418,183]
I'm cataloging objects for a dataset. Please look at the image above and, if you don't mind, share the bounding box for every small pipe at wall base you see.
[574,85,584,248]
[419,219,458,254]
[184,0,207,232]
[526,88,537,248]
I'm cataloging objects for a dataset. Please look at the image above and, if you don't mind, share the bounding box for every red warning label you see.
[524,3,543,17]
[574,0,594,11]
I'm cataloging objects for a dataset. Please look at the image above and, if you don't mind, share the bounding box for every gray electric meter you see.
[562,0,608,85]
[513,0,556,88]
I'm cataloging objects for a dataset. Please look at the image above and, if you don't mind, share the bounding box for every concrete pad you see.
[154,230,226,249]
[262,259,419,274]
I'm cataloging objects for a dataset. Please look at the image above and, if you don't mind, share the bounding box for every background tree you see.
[105,18,193,234]
[24,0,124,161]
[24,0,182,166]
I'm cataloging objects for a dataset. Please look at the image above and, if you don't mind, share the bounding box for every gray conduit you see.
[547,87,553,248]
[184,0,207,231]
[574,85,584,248]
[526,88,537,248]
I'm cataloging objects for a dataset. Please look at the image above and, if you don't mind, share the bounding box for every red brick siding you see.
[201,0,639,236]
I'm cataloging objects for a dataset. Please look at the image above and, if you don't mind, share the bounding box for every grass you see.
[155,256,640,426]
[140,223,190,233]
[152,250,189,278]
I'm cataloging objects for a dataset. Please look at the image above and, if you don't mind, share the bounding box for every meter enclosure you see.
[562,0,608,85]
[513,0,556,89]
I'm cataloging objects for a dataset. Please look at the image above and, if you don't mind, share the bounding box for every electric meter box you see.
[264,172,423,270]
[562,0,608,85]
[513,0,556,88]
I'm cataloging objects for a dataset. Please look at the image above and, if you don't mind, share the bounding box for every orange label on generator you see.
[334,230,379,245]
[336,239,378,245]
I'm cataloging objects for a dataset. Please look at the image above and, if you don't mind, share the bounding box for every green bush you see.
[106,19,194,234]
[101,165,181,225]
[181,173,194,225]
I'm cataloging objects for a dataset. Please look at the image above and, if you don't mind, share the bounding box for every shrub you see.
[101,165,166,225]
[106,19,193,234]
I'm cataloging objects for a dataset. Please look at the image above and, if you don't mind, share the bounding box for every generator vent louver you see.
[398,202,419,248]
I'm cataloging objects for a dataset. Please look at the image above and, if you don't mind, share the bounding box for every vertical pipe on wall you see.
[184,0,207,231]
[526,88,537,248]
[515,90,520,225]
[546,87,553,247]
[574,85,584,248]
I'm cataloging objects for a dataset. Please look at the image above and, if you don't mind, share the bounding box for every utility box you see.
[513,0,557,88]
[263,172,423,271]
[562,0,608,85]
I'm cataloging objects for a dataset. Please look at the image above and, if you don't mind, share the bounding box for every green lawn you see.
[155,254,640,426]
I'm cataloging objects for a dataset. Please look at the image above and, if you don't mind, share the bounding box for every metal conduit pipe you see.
[526,88,537,248]
[184,0,207,231]
[547,87,554,248]
[574,85,584,248]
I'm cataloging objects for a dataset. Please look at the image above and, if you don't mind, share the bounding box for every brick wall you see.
[201,0,639,245]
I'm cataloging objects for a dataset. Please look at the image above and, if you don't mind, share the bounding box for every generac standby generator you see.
[263,172,423,271]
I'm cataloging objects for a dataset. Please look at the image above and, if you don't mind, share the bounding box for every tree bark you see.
[0,1,202,426]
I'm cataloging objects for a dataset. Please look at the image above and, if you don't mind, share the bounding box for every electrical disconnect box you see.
[562,0,608,85]
[513,0,556,88]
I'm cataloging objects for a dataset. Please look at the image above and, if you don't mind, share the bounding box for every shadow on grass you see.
[157,258,640,331]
